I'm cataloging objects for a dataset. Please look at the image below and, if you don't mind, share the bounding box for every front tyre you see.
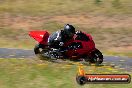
[94,49,103,65]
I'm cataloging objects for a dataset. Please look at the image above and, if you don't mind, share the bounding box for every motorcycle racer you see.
[48,24,75,49]
[47,24,76,58]
[47,24,90,58]
[48,24,90,48]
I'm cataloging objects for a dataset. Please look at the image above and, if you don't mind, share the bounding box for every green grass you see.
[0,0,132,16]
[0,38,35,49]
[0,58,131,88]
[103,51,132,57]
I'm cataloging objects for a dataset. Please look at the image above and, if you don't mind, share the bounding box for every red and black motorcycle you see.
[29,30,103,64]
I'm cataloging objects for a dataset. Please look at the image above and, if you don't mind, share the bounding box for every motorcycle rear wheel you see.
[34,44,45,55]
[34,44,59,60]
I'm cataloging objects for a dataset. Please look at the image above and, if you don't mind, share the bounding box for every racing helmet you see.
[64,24,75,37]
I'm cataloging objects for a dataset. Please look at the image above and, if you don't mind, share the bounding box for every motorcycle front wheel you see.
[93,49,103,65]
[84,49,103,65]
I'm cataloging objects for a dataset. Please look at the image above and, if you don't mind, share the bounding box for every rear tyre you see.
[34,44,57,60]
[34,44,44,55]
[34,44,45,60]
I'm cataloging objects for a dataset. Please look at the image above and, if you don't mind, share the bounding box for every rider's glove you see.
[59,42,64,46]
[75,31,82,35]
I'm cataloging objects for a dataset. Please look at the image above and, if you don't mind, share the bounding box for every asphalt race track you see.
[0,48,132,72]
[0,48,35,59]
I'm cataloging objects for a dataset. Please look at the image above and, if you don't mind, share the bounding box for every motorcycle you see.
[29,30,103,64]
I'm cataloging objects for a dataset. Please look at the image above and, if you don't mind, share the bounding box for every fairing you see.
[29,31,49,44]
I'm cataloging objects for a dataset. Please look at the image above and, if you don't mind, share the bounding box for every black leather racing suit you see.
[47,30,73,58]
[48,30,72,49]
